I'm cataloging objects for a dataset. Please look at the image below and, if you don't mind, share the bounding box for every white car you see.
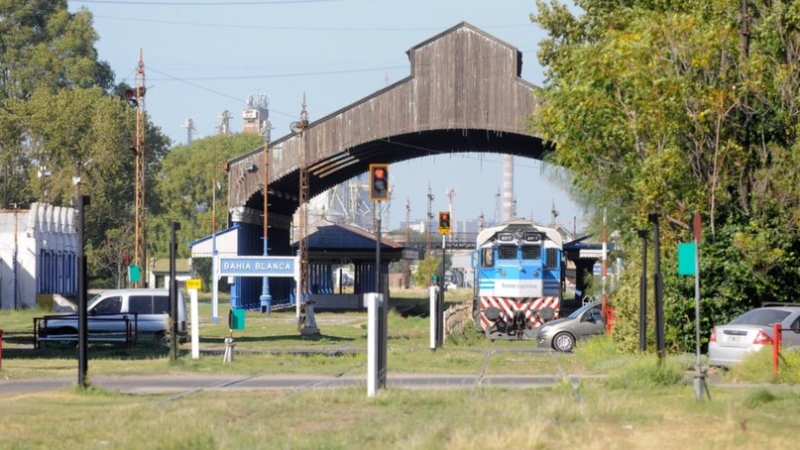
[708,304,800,368]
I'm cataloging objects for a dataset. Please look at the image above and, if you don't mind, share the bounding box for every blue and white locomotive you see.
[472,220,563,339]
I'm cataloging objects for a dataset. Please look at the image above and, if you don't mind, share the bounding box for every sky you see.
[68,0,585,232]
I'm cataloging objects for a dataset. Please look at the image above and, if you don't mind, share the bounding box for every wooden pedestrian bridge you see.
[219,22,548,307]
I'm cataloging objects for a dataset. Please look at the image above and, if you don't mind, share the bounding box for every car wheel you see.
[552,332,575,352]
[155,331,170,347]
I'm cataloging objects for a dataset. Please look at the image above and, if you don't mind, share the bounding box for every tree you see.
[413,256,444,287]
[531,0,800,352]
[0,1,113,101]
[151,133,265,260]
[0,3,173,287]
[0,2,114,208]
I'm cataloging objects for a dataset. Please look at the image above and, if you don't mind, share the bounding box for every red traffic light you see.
[369,163,390,201]
[438,211,451,234]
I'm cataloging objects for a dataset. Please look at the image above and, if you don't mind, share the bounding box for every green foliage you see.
[151,133,265,259]
[743,388,778,408]
[0,1,113,102]
[0,2,175,288]
[412,256,442,287]
[445,320,484,346]
[533,0,800,352]
[604,357,685,389]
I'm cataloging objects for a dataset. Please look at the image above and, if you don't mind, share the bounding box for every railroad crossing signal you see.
[369,163,390,201]
[438,211,451,235]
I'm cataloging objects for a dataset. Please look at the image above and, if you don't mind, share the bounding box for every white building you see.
[0,203,77,309]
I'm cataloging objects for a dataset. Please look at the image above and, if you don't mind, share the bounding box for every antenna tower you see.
[133,50,147,287]
[217,110,232,135]
[182,118,196,145]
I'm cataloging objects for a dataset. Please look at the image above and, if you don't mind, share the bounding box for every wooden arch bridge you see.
[223,22,545,307]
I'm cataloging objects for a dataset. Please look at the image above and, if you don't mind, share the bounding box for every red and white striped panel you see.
[479,296,560,331]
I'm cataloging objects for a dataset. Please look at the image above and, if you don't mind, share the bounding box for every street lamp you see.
[259,120,273,314]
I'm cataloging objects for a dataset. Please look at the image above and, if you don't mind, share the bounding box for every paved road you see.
[0,373,605,397]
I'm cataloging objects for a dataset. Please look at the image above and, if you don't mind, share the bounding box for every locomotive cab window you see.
[546,248,559,269]
[497,245,517,260]
[521,245,541,259]
[481,248,494,267]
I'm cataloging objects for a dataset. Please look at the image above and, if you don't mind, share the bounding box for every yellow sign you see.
[186,278,202,290]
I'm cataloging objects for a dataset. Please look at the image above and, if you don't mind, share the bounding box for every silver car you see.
[708,304,800,368]
[536,300,605,352]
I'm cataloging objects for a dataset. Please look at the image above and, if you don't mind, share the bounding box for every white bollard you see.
[429,286,438,351]
[189,288,200,359]
[366,292,380,397]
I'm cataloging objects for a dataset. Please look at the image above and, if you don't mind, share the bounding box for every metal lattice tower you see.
[133,50,147,287]
[292,95,310,300]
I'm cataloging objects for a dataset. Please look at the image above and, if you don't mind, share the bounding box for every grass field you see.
[1,288,799,449]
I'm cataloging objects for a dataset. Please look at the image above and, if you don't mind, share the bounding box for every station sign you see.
[218,256,299,278]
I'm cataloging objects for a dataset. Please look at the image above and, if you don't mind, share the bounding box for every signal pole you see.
[288,93,312,335]
[426,183,434,257]
[368,163,390,390]
[133,50,147,287]
[436,211,451,347]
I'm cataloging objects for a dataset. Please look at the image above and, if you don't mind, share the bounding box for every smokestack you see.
[503,155,513,222]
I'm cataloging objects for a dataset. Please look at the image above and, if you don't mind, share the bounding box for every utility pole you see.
[211,145,220,323]
[299,97,309,303]
[426,182,434,257]
[133,50,147,288]
[404,198,411,289]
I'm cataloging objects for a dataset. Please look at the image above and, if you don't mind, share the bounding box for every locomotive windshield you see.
[521,245,541,259]
[497,245,517,260]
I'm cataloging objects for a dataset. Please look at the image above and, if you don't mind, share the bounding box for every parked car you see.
[39,289,187,343]
[708,304,800,368]
[536,300,605,352]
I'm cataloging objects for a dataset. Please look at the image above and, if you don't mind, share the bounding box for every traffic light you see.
[438,211,451,235]
[369,163,390,201]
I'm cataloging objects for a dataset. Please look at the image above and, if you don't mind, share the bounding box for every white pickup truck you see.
[36,289,187,346]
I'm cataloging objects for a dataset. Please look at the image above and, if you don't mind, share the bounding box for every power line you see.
[78,0,339,5]
[146,65,407,82]
[378,138,545,170]
[90,13,533,33]
[145,66,297,119]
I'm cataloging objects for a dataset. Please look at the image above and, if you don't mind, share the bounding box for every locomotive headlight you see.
[533,270,539,277]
